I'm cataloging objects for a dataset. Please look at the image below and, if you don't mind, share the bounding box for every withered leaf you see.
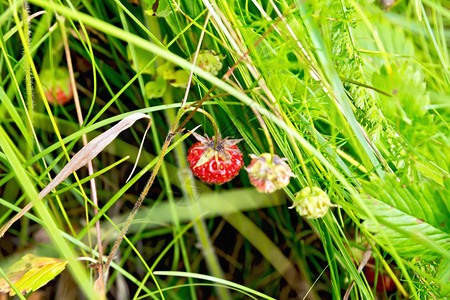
[0,254,68,296]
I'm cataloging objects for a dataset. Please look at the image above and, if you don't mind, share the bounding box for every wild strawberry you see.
[246,153,295,193]
[40,67,74,105]
[187,132,243,185]
[290,186,335,219]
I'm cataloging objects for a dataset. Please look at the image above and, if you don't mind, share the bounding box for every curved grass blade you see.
[154,271,276,300]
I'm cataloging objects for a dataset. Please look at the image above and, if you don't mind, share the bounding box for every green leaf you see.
[145,76,167,99]
[0,254,68,296]
[170,70,190,88]
[105,188,284,233]
[157,61,189,88]
[372,64,430,122]
[437,258,450,298]
[359,175,450,260]
[144,0,177,17]
[355,19,416,72]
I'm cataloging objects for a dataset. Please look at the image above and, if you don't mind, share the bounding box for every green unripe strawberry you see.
[40,67,73,105]
[291,187,334,219]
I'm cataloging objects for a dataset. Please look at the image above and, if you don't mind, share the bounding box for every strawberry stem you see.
[250,106,275,164]
[279,109,314,189]
[104,132,175,276]
[174,105,219,149]
[190,108,219,148]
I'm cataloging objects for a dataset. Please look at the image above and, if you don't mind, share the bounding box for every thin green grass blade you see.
[0,126,94,298]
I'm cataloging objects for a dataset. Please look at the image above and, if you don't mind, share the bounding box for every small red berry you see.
[187,132,243,185]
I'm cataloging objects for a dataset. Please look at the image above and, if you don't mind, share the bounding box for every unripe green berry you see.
[40,67,73,105]
[291,187,334,219]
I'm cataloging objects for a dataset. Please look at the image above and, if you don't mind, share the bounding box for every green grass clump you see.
[0,0,448,299]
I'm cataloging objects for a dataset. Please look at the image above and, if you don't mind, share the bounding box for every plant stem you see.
[250,106,274,163]
[59,15,105,295]
[280,110,314,189]
[165,88,232,300]
[103,105,205,275]
[181,106,220,145]
[103,132,174,296]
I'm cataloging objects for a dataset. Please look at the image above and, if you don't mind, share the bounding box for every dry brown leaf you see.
[93,275,106,300]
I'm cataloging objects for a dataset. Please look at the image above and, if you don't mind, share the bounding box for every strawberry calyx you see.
[191,131,242,168]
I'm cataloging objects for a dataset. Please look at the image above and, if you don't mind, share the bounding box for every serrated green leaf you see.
[359,176,450,260]
[0,254,68,296]
[372,64,429,122]
[363,175,449,232]
[355,19,416,72]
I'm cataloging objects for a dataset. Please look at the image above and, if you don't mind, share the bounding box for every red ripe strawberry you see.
[187,132,243,185]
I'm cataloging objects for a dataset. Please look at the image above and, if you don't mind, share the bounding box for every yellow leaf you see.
[0,254,68,296]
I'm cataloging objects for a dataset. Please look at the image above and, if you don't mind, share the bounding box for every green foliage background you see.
[0,0,448,299]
